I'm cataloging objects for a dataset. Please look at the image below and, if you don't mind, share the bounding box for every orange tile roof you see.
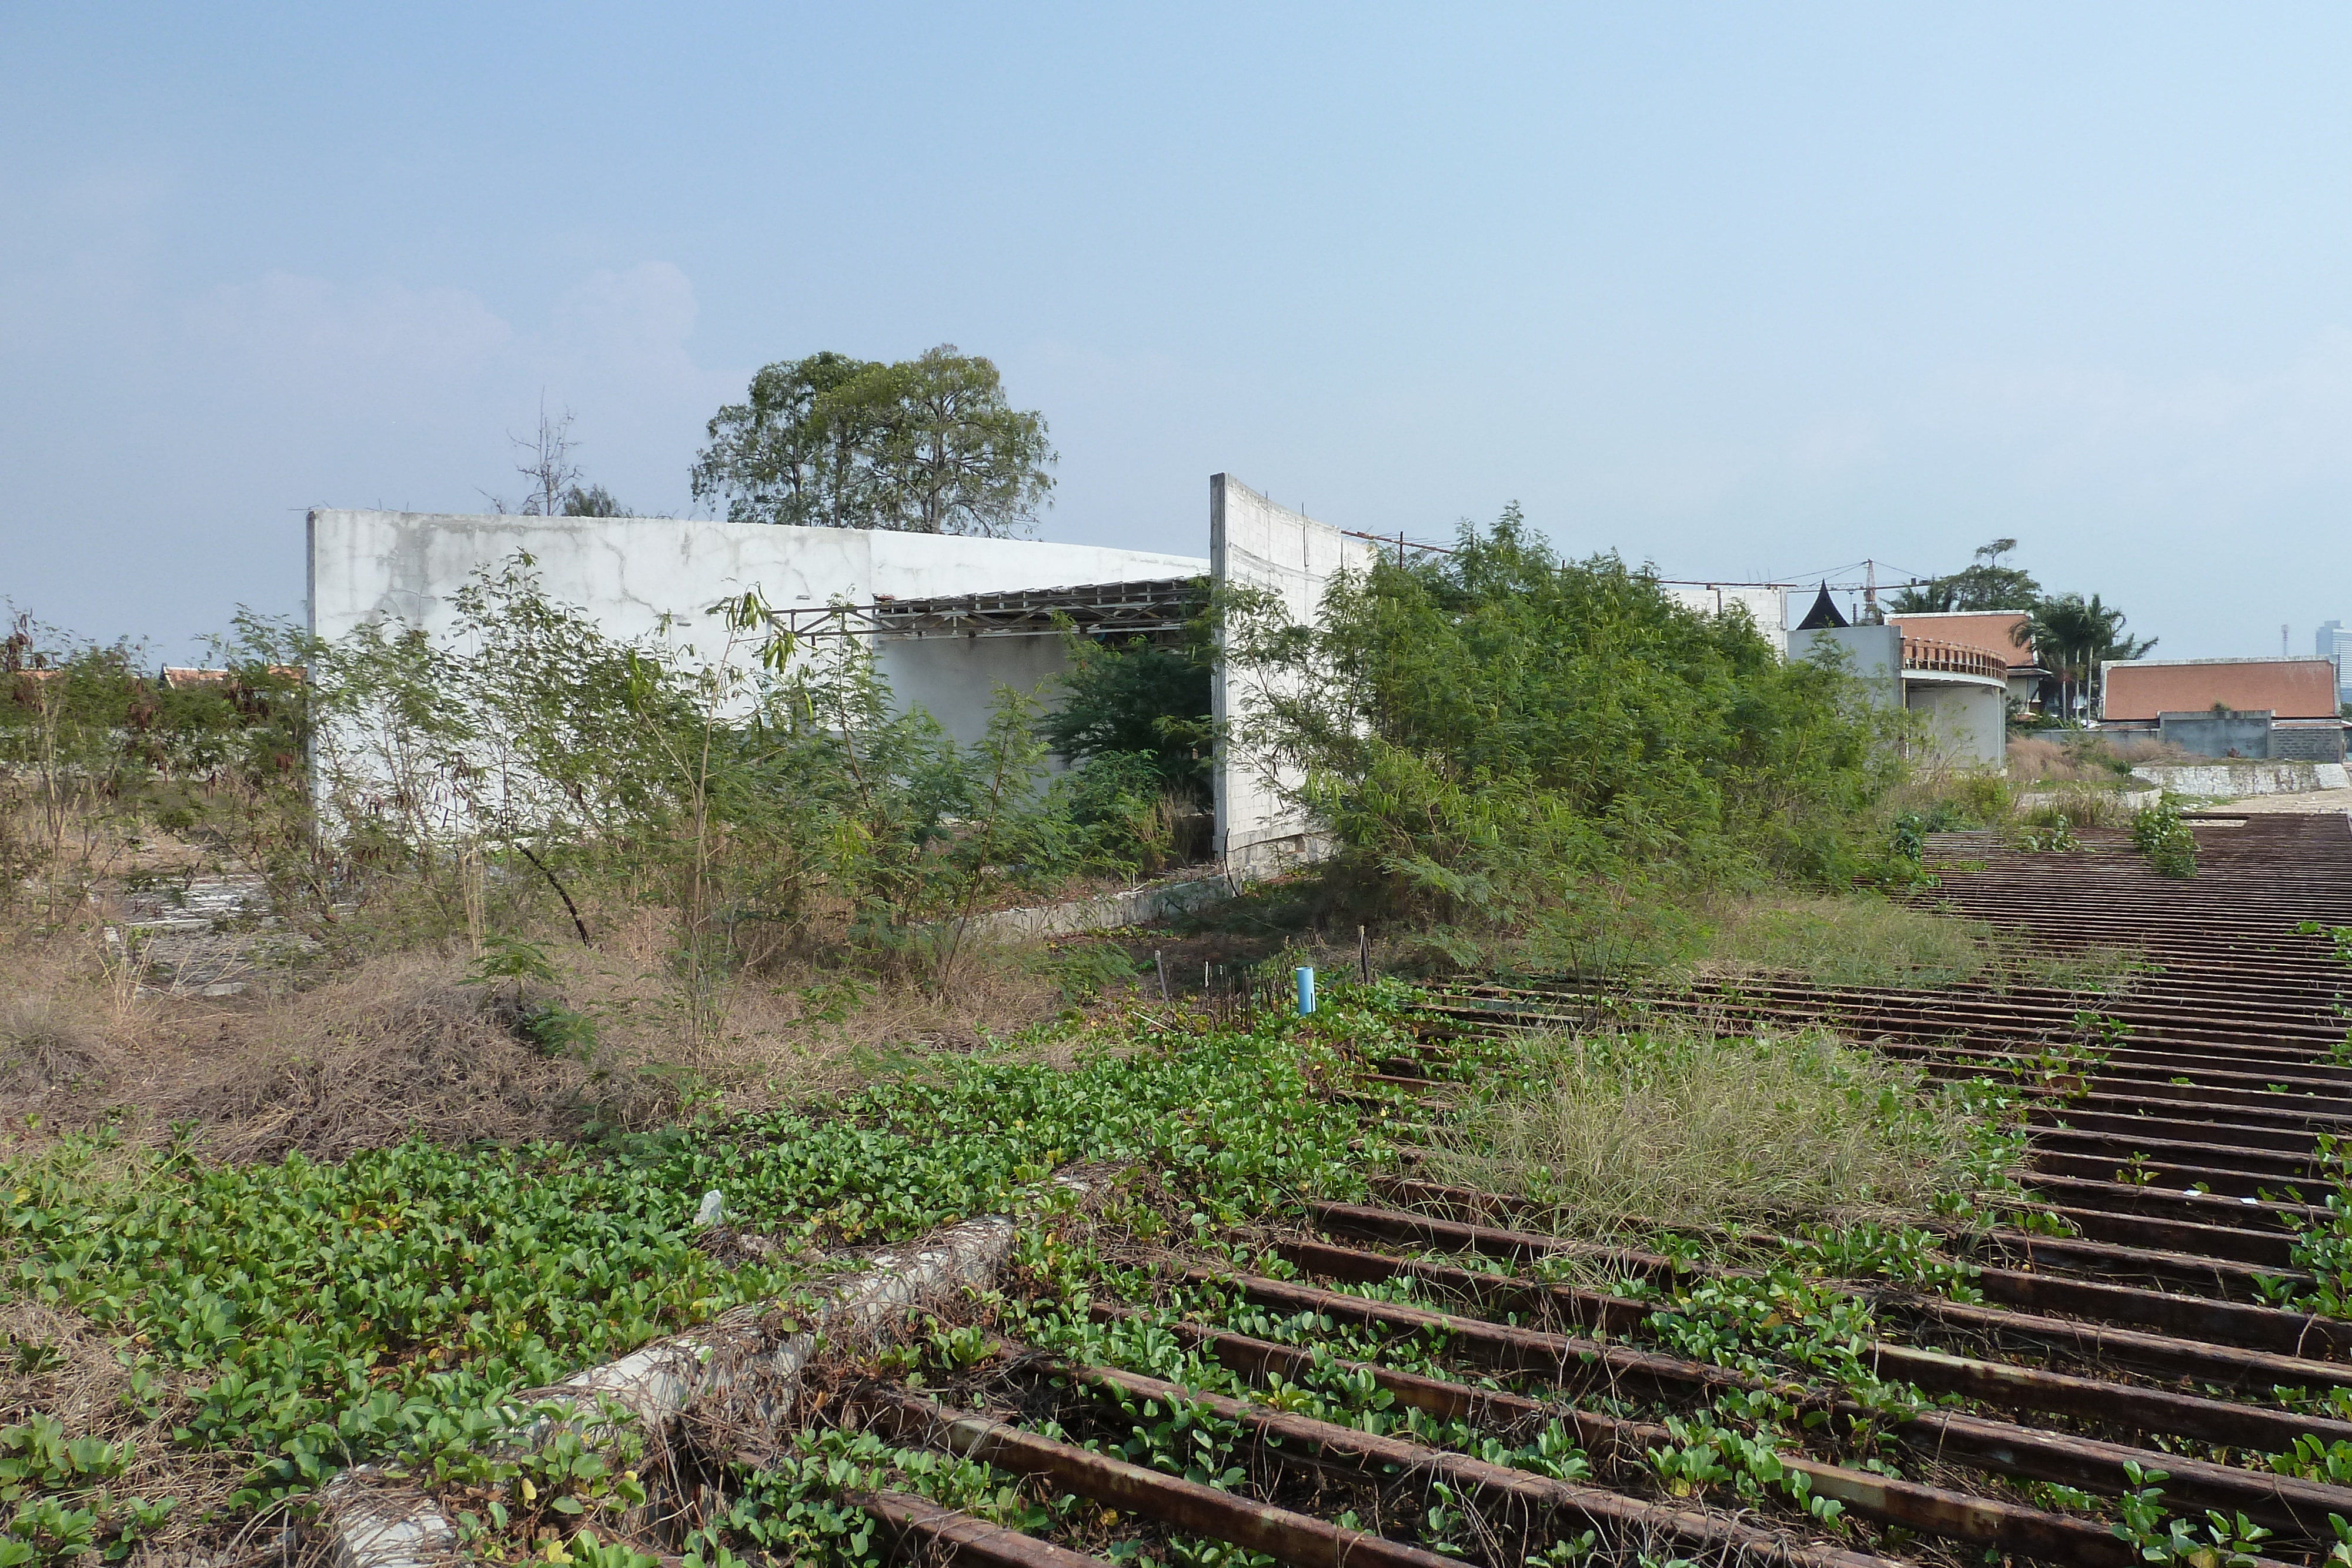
[2100,658,2341,721]
[1884,611,2035,667]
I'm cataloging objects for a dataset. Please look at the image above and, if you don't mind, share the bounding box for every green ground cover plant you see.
[0,979,2224,1567]
[0,1001,1388,1557]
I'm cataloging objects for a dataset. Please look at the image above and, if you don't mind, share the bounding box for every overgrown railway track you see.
[789,811,2352,1567]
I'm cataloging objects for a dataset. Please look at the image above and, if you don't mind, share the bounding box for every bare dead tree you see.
[514,402,582,516]
[481,399,585,516]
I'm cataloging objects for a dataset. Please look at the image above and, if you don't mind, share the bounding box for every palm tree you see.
[2013,594,2156,721]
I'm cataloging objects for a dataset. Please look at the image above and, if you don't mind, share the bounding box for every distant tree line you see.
[1887,539,2154,721]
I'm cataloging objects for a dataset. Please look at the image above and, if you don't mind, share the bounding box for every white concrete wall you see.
[2132,761,2349,797]
[308,510,1207,750]
[1789,624,2002,764]
[1208,477,1378,874]
[1665,584,1786,646]
[875,635,1077,755]
[1788,625,1903,706]
[1903,679,2006,768]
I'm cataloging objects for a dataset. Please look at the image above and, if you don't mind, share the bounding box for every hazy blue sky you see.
[6,5,2350,660]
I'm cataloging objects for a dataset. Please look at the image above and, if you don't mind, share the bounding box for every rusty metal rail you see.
[1334,809,2352,1560]
[766,814,2352,1568]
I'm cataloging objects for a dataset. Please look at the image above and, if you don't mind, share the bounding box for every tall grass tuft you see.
[1424,1024,2002,1242]
[1689,893,2146,995]
[1694,895,1987,990]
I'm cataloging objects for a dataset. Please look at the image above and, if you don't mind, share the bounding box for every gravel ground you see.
[2215,787,2352,815]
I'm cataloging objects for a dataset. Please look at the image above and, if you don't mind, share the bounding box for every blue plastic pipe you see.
[1296,967,1316,1015]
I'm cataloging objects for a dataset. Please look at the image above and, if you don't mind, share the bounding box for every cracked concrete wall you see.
[308,510,1208,750]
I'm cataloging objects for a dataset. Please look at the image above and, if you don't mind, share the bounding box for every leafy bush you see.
[1053,750,1192,876]
[2132,798,2198,879]
[1038,623,1212,801]
[1,613,312,926]
[1218,508,1895,935]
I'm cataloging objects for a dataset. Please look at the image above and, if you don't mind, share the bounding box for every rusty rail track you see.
[785,812,2352,1567]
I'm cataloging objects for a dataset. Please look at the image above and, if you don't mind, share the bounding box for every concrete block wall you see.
[2273,726,2350,764]
[2157,711,2275,761]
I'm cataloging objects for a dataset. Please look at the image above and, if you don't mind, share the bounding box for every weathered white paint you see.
[1789,624,2004,765]
[1208,476,1377,874]
[307,510,1207,750]
[2132,761,2350,797]
[1903,676,2007,767]
[1663,584,1786,646]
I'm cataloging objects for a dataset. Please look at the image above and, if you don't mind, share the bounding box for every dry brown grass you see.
[2014,782,2137,830]
[0,944,594,1160]
[572,902,1071,1106]
[2007,733,2196,785]
[169,956,591,1162]
[0,1295,278,1564]
[0,997,122,1123]
[1686,892,2146,995]
[0,900,1083,1166]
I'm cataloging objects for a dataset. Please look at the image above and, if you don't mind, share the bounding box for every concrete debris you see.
[320,1211,1027,1568]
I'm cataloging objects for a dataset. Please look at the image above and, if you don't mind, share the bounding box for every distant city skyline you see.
[7,5,2352,664]
[2321,619,2352,701]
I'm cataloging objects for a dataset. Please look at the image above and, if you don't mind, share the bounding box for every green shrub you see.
[1053,749,1188,875]
[1218,507,1896,932]
[2131,798,2198,879]
[1037,620,1212,801]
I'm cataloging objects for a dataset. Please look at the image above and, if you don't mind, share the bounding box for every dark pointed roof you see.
[1794,583,1849,631]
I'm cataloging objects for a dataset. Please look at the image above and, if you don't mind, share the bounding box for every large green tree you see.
[1886,539,2041,613]
[691,346,1055,536]
[2015,593,2156,718]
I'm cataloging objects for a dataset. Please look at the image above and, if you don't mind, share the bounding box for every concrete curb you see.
[321,1213,1023,1568]
[2132,760,2350,797]
[956,872,1232,942]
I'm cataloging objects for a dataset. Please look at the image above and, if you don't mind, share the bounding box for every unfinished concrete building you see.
[1880,610,2054,718]
[310,477,1382,875]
